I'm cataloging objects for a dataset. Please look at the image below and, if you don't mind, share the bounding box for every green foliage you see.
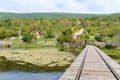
[78,30,90,42]
[0,12,119,48]
[95,35,102,42]
[105,44,115,49]
[57,28,73,44]
[0,30,6,39]
[22,33,35,43]
[0,27,14,39]
[69,47,84,55]
[0,18,74,40]
[0,12,105,19]
[101,48,120,63]
[72,25,82,33]
[59,46,64,51]
[45,31,55,38]
[107,33,114,38]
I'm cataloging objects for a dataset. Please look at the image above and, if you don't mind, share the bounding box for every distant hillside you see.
[0,12,108,19]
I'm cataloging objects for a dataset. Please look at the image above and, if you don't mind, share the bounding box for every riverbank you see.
[0,48,77,71]
[101,48,120,64]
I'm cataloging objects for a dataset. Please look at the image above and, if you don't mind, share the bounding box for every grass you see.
[89,36,95,41]
[12,43,40,49]
[0,48,77,67]
[0,37,85,71]
[0,38,57,49]
[0,56,70,72]
[65,47,85,56]
[101,48,120,64]
[107,37,120,42]
[0,44,84,71]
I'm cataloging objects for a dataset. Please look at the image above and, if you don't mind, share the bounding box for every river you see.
[0,71,64,80]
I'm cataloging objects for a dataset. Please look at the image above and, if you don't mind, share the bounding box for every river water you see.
[0,71,64,80]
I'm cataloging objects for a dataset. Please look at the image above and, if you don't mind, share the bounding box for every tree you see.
[78,31,90,46]
[22,33,36,43]
[46,31,55,38]
[0,27,7,39]
[57,28,73,44]
[95,35,102,42]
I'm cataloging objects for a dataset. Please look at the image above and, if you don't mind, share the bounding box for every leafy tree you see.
[57,28,73,44]
[78,30,90,45]
[0,28,7,39]
[46,31,55,38]
[22,33,36,43]
[95,35,102,42]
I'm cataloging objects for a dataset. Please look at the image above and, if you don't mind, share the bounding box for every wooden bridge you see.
[60,45,120,80]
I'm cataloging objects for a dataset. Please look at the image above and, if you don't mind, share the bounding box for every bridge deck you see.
[60,45,120,80]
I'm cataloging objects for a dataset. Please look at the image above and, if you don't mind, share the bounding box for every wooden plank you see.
[94,46,120,79]
[79,45,116,80]
[60,45,120,80]
[59,46,88,80]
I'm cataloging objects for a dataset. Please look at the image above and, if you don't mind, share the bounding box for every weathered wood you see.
[60,45,120,80]
[80,46,116,80]
[94,46,120,79]
[59,46,88,80]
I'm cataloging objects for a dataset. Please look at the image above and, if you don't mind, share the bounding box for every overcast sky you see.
[0,0,120,14]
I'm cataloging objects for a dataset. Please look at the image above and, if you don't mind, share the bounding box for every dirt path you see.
[73,28,84,39]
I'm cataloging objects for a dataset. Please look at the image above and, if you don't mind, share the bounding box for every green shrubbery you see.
[101,48,120,63]
[22,33,36,43]
[95,35,102,42]
[105,44,115,49]
[45,31,55,38]
[57,28,73,44]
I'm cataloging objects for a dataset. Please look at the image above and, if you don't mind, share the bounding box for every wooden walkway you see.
[60,45,120,80]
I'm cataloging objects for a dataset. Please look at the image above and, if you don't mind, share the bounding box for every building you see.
[30,29,42,39]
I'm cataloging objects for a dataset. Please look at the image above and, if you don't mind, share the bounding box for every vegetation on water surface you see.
[0,56,70,72]
[0,48,76,71]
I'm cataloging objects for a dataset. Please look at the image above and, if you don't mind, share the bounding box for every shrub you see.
[57,28,73,44]
[105,44,114,49]
[95,35,102,42]
[107,33,114,38]
[59,46,64,51]
[22,33,34,43]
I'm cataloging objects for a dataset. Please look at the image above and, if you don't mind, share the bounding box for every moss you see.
[0,56,70,72]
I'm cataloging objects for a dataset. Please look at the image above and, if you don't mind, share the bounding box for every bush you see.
[107,33,114,38]
[59,46,64,51]
[95,35,102,42]
[105,44,114,49]
[22,33,34,43]
[47,31,55,38]
[57,28,73,44]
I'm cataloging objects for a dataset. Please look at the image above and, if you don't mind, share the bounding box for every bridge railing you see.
[94,46,120,79]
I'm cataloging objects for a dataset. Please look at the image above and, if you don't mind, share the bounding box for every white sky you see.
[0,0,120,14]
